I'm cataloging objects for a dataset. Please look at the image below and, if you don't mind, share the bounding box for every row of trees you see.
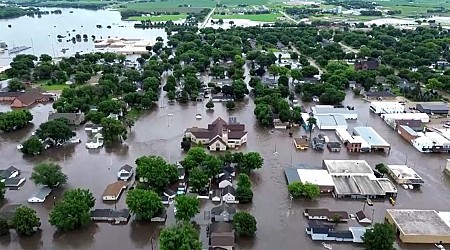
[287,181,320,199]
[0,110,33,133]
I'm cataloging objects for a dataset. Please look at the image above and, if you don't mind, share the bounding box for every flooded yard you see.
[1,90,450,249]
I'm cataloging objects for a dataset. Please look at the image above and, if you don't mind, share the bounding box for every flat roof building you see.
[331,175,386,199]
[386,209,450,244]
[284,168,335,194]
[353,127,391,152]
[416,102,449,115]
[315,114,348,130]
[323,160,373,176]
[386,165,424,186]
[382,113,430,123]
[370,102,404,115]
[312,105,357,120]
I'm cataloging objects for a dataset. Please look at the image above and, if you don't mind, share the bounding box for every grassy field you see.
[213,13,281,22]
[127,14,186,21]
[38,83,70,91]
[124,0,215,12]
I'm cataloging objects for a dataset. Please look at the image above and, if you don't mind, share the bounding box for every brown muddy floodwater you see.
[1,90,450,250]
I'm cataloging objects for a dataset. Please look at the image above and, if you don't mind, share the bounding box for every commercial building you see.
[363,91,396,100]
[323,160,373,176]
[385,209,450,244]
[411,132,450,153]
[353,127,391,153]
[312,105,357,120]
[394,119,423,131]
[386,165,424,187]
[315,114,348,130]
[304,208,349,221]
[369,102,404,115]
[284,168,335,194]
[382,113,430,123]
[397,125,420,143]
[347,136,370,153]
[416,103,449,115]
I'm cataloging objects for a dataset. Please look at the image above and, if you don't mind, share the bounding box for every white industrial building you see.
[312,105,357,120]
[412,132,450,153]
[315,114,348,130]
[386,165,424,187]
[370,102,405,114]
[382,113,429,123]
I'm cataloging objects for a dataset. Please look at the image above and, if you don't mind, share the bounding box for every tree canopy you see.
[36,118,75,145]
[0,110,33,133]
[126,189,163,220]
[31,162,67,188]
[174,195,200,222]
[233,211,257,237]
[135,155,178,192]
[20,136,44,156]
[363,223,395,250]
[159,222,202,250]
[288,181,320,199]
[12,206,40,236]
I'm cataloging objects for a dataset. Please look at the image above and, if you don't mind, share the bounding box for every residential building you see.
[210,203,236,222]
[304,208,349,221]
[3,177,26,188]
[211,189,221,202]
[0,92,22,102]
[284,168,335,194]
[0,204,22,221]
[315,114,348,130]
[293,136,308,150]
[117,164,133,181]
[363,91,396,100]
[353,127,391,153]
[386,165,424,187]
[369,102,404,115]
[28,186,52,203]
[163,188,177,200]
[218,172,233,189]
[0,166,20,179]
[327,142,341,152]
[356,211,372,224]
[151,209,167,222]
[385,209,450,244]
[9,89,51,108]
[354,59,379,70]
[102,181,127,201]
[90,209,130,223]
[416,103,449,115]
[48,112,85,125]
[184,117,248,151]
[222,186,237,204]
[312,105,357,120]
[209,222,235,250]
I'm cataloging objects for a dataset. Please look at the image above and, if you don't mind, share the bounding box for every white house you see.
[222,186,237,204]
[86,133,104,149]
[28,186,52,203]
[117,164,133,181]
[184,117,248,151]
[211,189,221,202]
[218,173,233,189]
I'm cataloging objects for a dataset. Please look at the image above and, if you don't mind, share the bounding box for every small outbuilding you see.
[293,136,308,150]
[356,210,372,224]
[28,186,52,203]
[117,164,133,181]
[102,181,127,201]
[90,208,130,223]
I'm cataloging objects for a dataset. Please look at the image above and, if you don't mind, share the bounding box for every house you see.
[354,58,379,70]
[90,209,130,223]
[85,122,103,133]
[222,186,237,204]
[184,117,248,151]
[177,182,187,195]
[3,177,26,188]
[312,137,325,151]
[48,112,85,125]
[0,204,22,221]
[218,172,233,189]
[363,91,396,100]
[210,203,236,222]
[0,92,22,102]
[102,181,127,201]
[117,164,133,181]
[293,136,308,150]
[0,166,20,179]
[221,163,236,177]
[209,222,235,250]
[163,188,177,199]
[306,225,368,243]
[304,208,349,222]
[416,103,449,115]
[327,141,341,152]
[161,195,173,205]
[151,209,167,222]
[10,89,50,108]
[28,186,52,203]
[356,210,372,224]
[211,189,221,202]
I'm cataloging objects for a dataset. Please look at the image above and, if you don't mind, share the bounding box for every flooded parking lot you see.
[1,90,450,250]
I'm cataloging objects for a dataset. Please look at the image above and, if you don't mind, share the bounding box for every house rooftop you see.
[211,203,236,215]
[0,204,21,220]
[296,169,335,187]
[210,221,233,233]
[90,208,130,219]
[353,127,390,148]
[48,112,82,122]
[315,114,348,128]
[102,181,127,197]
[323,160,373,175]
[31,186,52,200]
[416,102,449,112]
[332,175,385,196]
[387,209,450,236]
[364,91,395,98]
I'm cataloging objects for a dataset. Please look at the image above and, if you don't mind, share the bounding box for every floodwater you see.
[1,85,450,250]
[0,8,167,65]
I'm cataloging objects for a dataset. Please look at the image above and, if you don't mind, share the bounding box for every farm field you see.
[213,13,282,22]
[126,14,186,21]
[123,0,215,12]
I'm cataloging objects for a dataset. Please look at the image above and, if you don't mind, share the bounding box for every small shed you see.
[28,186,52,203]
[356,210,372,224]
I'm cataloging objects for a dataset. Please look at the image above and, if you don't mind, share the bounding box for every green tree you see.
[21,136,44,156]
[302,182,320,199]
[290,69,303,81]
[226,101,236,110]
[288,181,304,198]
[238,152,263,174]
[100,117,127,145]
[31,162,67,188]
[307,116,317,138]
[0,217,9,235]
[236,185,253,203]
[375,163,388,174]
[180,147,208,172]
[320,87,345,105]
[36,119,75,145]
[237,173,251,188]
[39,54,52,62]
[362,223,395,250]
[206,100,214,109]
[159,222,202,250]
[167,91,176,101]
[8,78,25,92]
[231,79,249,100]
[233,212,257,237]
[12,206,40,236]
[49,189,95,231]
[126,189,163,220]
[0,110,33,132]
[204,155,223,178]
[85,111,106,124]
[174,195,199,222]
[426,78,443,90]
[135,156,178,192]
[189,167,209,193]
[269,65,279,79]
[0,181,5,201]
[301,65,319,77]
[98,100,122,115]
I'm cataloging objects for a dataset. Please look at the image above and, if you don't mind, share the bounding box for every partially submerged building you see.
[315,114,348,130]
[353,127,391,153]
[386,165,424,187]
[284,168,335,194]
[369,101,404,115]
[312,105,357,120]
[416,103,449,115]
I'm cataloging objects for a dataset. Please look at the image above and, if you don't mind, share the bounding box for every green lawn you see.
[124,0,215,12]
[39,83,70,91]
[127,14,186,21]
[0,73,7,81]
[213,13,281,22]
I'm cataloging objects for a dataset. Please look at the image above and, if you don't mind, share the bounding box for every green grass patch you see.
[124,0,215,12]
[127,107,143,120]
[127,14,186,21]
[40,84,70,91]
[0,73,7,81]
[213,13,281,22]
[219,0,270,6]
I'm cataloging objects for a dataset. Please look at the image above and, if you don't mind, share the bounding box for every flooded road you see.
[1,90,450,250]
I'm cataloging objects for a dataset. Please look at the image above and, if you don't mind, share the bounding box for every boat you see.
[321,242,332,249]
[8,46,31,54]
[196,114,202,119]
